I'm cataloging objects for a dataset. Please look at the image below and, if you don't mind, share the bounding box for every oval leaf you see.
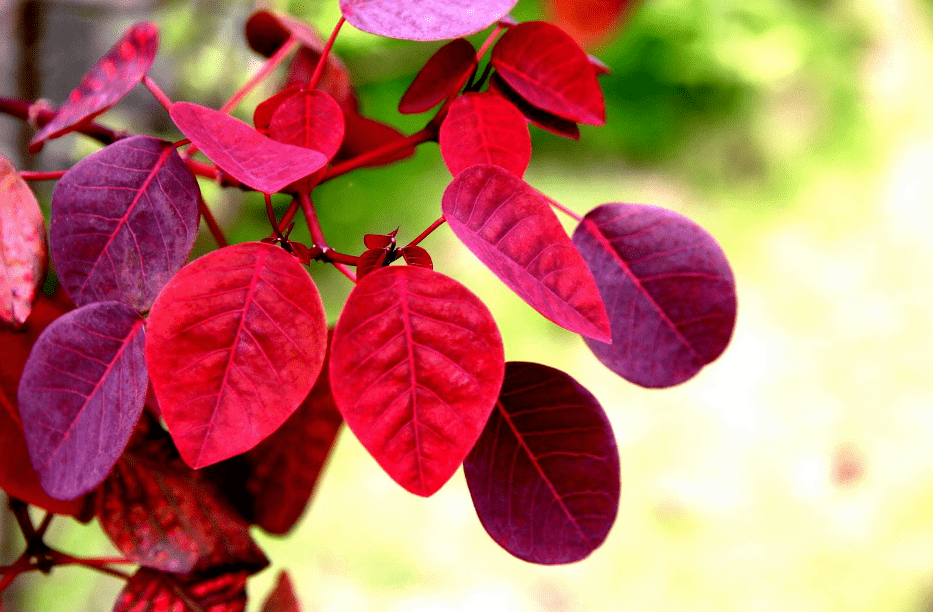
[0,155,46,326]
[572,203,737,387]
[170,102,328,194]
[30,22,158,152]
[329,265,505,497]
[399,38,477,114]
[18,301,147,500]
[145,242,327,468]
[114,568,248,612]
[439,92,531,177]
[464,361,620,564]
[269,90,346,161]
[491,21,605,125]
[50,135,201,311]
[340,0,519,41]
[442,164,610,341]
[488,72,580,140]
[254,87,301,135]
[284,47,355,110]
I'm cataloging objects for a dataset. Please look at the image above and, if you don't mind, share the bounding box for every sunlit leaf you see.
[439,92,531,177]
[0,155,46,326]
[340,0,520,41]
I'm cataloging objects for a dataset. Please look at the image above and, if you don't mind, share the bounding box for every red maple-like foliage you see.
[0,0,737,609]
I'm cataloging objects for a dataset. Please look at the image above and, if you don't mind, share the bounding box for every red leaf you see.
[269,90,346,161]
[113,568,249,612]
[544,0,635,49]
[363,231,397,250]
[487,73,580,140]
[329,265,504,497]
[145,242,327,468]
[262,572,300,612]
[245,9,328,58]
[356,248,389,280]
[334,112,416,168]
[17,301,146,500]
[572,203,737,387]
[340,0,520,41]
[98,419,268,574]
[284,48,356,111]
[29,22,158,152]
[170,102,328,194]
[254,87,301,135]
[50,135,201,311]
[441,164,610,342]
[399,246,433,269]
[399,38,477,114]
[0,155,46,326]
[491,21,605,125]
[464,361,620,564]
[439,92,531,177]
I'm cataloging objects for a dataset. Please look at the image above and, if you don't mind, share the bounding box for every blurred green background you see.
[4,0,933,610]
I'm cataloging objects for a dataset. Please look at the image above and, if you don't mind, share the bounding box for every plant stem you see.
[18,170,65,181]
[475,25,503,60]
[142,76,172,112]
[46,551,131,580]
[265,193,283,240]
[405,216,446,248]
[198,195,227,247]
[221,36,298,114]
[298,192,328,248]
[308,17,346,90]
[0,97,127,146]
[546,197,583,222]
[321,128,434,183]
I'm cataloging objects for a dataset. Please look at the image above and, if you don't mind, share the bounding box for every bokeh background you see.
[3,0,933,610]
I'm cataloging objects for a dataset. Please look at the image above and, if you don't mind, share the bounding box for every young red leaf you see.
[0,155,46,326]
[488,73,580,140]
[399,38,477,114]
[254,87,301,135]
[170,102,328,194]
[464,361,620,564]
[491,21,605,125]
[334,111,416,167]
[17,301,147,500]
[330,265,504,497]
[363,231,397,250]
[50,135,200,311]
[262,572,300,612]
[113,568,249,612]
[340,0,519,41]
[399,245,433,269]
[356,248,389,280]
[544,0,635,49]
[145,242,327,468]
[439,92,531,177]
[442,164,610,342]
[269,90,346,161]
[98,419,268,574]
[572,203,737,387]
[29,22,158,152]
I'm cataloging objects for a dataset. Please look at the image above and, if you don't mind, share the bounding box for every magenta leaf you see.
[145,242,328,469]
[399,38,477,114]
[262,572,300,612]
[113,568,249,612]
[329,265,505,497]
[442,164,610,342]
[30,22,158,152]
[340,0,519,41]
[491,21,605,125]
[50,135,200,311]
[170,102,328,194]
[572,203,737,387]
[439,92,531,177]
[488,73,580,140]
[254,87,301,135]
[269,90,346,162]
[17,301,146,500]
[0,155,46,326]
[464,361,619,564]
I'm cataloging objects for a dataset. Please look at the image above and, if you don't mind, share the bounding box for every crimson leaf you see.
[464,361,620,564]
[399,38,477,114]
[269,90,345,162]
[113,568,248,612]
[50,135,200,311]
[17,301,147,500]
[261,572,300,612]
[284,48,355,110]
[340,0,519,41]
[488,73,580,140]
[329,265,505,497]
[145,242,327,468]
[491,21,605,125]
[442,164,610,342]
[335,111,416,168]
[245,9,328,57]
[29,22,159,152]
[0,154,46,326]
[572,203,737,387]
[544,0,635,49]
[439,92,531,177]
[254,87,301,135]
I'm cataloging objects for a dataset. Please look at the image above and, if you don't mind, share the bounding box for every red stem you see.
[298,193,328,248]
[308,17,346,90]
[46,551,131,580]
[221,36,299,114]
[265,193,282,239]
[321,128,434,183]
[405,216,446,249]
[332,262,357,283]
[18,170,65,181]
[476,25,503,60]
[142,76,172,112]
[0,96,127,146]
[198,195,228,247]
[546,197,582,222]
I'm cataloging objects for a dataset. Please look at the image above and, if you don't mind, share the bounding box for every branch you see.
[0,97,128,146]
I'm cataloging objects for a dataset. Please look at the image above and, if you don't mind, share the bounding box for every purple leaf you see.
[17,301,147,500]
[439,92,531,177]
[464,361,620,564]
[340,0,519,41]
[0,154,46,326]
[442,164,610,342]
[50,135,200,311]
[572,203,737,387]
[170,102,328,194]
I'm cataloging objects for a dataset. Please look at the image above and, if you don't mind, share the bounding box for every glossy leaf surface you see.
[146,242,327,468]
[0,155,45,326]
[439,92,531,177]
[18,301,146,500]
[330,265,504,497]
[399,38,476,114]
[491,21,605,125]
[488,73,580,139]
[442,164,610,342]
[262,572,300,612]
[464,361,619,564]
[340,0,519,41]
[50,135,200,311]
[269,90,345,161]
[114,568,248,612]
[572,203,736,387]
[30,22,158,151]
[170,102,328,194]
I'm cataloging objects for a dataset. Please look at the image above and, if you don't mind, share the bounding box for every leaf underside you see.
[0,155,46,326]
